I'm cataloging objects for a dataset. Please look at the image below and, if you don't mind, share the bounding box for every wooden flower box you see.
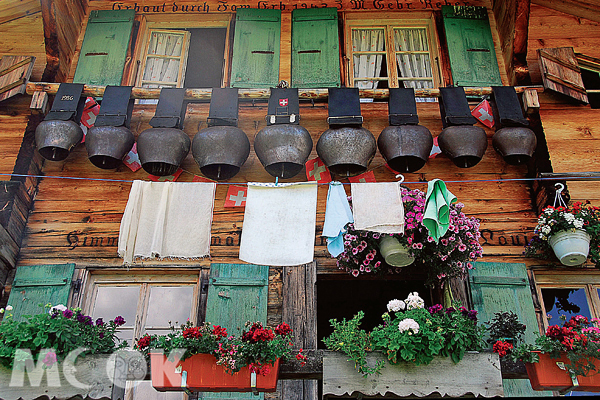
[322,351,503,398]
[150,352,280,392]
[0,353,126,400]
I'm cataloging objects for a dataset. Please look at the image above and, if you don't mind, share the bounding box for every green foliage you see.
[0,305,127,369]
[323,293,485,376]
[485,311,527,344]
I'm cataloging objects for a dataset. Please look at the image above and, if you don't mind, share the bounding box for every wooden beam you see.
[532,0,600,24]
[40,0,60,82]
[26,82,546,100]
[514,0,531,84]
[523,88,540,114]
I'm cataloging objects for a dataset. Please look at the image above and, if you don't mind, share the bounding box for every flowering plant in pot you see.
[524,202,600,267]
[323,292,485,376]
[336,187,483,286]
[136,320,307,391]
[494,315,600,391]
[0,304,127,369]
[485,311,527,346]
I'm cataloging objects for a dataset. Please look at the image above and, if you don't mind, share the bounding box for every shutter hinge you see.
[71,278,82,295]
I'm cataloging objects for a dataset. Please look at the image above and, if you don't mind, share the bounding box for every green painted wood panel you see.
[230,9,281,88]
[201,263,269,400]
[291,8,340,88]
[7,264,75,321]
[442,6,502,87]
[73,10,135,86]
[469,262,551,397]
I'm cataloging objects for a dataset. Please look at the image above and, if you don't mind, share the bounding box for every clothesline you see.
[0,172,594,185]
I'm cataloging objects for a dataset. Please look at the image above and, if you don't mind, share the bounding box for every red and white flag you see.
[224,185,248,207]
[192,175,215,183]
[148,168,183,182]
[429,136,442,158]
[471,98,495,128]
[348,171,376,183]
[305,157,331,183]
[79,97,100,142]
[123,142,142,172]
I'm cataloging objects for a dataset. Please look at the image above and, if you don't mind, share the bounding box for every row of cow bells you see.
[35,84,537,179]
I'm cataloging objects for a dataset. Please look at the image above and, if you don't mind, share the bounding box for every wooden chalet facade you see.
[1,0,600,398]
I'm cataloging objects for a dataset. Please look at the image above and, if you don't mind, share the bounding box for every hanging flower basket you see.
[548,229,591,266]
[150,353,280,392]
[525,351,600,392]
[378,236,415,267]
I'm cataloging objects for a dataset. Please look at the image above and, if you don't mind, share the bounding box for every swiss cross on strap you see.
[224,185,248,207]
[305,157,331,183]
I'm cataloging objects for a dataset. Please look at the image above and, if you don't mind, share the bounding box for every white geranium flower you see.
[6,305,12,311]
[398,318,419,334]
[387,299,406,312]
[405,292,425,310]
[574,219,584,229]
[49,304,67,315]
[542,226,551,234]
[564,213,575,222]
[545,209,553,215]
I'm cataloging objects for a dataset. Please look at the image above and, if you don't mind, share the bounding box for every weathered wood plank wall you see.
[0,14,45,82]
[527,5,600,206]
[527,3,600,84]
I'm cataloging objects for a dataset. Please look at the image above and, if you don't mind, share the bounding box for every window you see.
[576,54,600,109]
[81,271,201,400]
[345,14,439,91]
[131,14,231,92]
[534,271,600,327]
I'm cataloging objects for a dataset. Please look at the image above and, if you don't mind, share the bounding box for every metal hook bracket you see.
[553,182,567,208]
[395,173,405,183]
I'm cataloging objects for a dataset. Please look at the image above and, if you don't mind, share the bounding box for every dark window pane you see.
[541,287,591,324]
[183,28,227,88]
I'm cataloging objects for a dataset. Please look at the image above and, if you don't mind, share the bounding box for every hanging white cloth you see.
[118,180,216,264]
[351,182,405,234]
[239,182,318,266]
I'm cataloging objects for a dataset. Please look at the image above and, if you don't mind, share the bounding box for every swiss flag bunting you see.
[79,97,100,142]
[471,98,495,128]
[123,142,142,172]
[224,185,248,207]
[193,175,216,183]
[305,157,331,183]
[348,171,376,183]
[148,168,183,182]
[429,136,442,158]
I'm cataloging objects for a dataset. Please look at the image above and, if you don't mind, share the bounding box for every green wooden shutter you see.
[202,263,269,400]
[469,262,551,397]
[73,10,135,86]
[230,9,281,88]
[291,8,340,88]
[7,264,75,321]
[442,6,502,87]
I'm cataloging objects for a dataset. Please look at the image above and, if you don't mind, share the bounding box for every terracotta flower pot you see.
[150,353,280,392]
[548,229,591,266]
[526,351,600,392]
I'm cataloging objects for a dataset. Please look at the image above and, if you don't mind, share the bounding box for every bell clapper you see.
[217,165,221,180]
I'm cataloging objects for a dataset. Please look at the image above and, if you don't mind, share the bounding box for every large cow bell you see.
[316,127,376,177]
[492,127,537,165]
[35,120,84,161]
[438,125,488,168]
[254,124,312,179]
[192,126,250,180]
[378,125,433,173]
[137,127,191,176]
[85,126,135,169]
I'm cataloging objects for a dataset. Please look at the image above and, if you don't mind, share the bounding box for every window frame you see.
[128,14,233,89]
[534,269,600,329]
[344,12,442,90]
[78,269,201,341]
[137,28,191,89]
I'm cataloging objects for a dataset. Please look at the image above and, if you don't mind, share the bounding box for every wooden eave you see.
[532,0,600,23]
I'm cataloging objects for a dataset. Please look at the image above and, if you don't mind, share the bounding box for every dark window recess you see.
[317,278,429,348]
[581,68,600,109]
[183,28,227,88]
[541,287,591,321]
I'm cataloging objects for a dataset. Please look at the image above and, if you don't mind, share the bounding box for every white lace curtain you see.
[394,28,433,90]
[352,29,385,89]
